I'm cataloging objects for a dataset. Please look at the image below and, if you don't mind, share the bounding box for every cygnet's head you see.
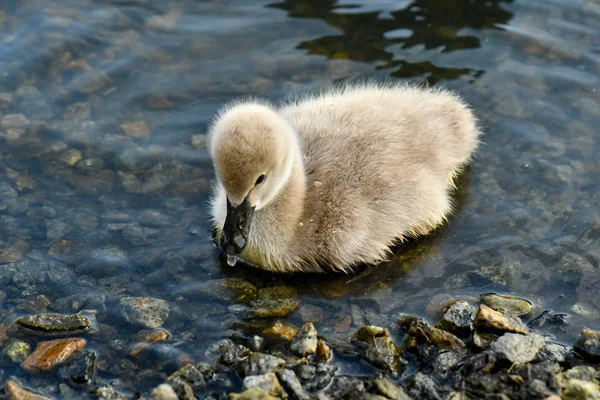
[209,102,297,256]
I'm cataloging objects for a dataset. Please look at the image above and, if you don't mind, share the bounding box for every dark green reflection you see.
[268,0,513,82]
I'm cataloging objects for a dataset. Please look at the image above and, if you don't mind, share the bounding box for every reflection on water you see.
[0,0,599,396]
[270,0,514,82]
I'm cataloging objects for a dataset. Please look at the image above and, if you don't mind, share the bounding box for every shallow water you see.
[0,0,599,396]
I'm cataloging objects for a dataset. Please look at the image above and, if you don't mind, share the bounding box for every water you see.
[0,0,599,396]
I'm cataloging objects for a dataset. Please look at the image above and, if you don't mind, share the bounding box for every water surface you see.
[0,0,599,396]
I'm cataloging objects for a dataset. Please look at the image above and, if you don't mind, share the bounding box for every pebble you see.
[262,320,297,342]
[573,328,600,360]
[198,278,257,303]
[0,239,30,264]
[277,369,310,400]
[57,350,96,385]
[228,388,278,400]
[242,372,283,397]
[236,352,285,377]
[480,293,532,317]
[298,304,324,323]
[474,304,529,335]
[4,380,52,400]
[315,339,331,362]
[16,313,90,334]
[290,322,318,357]
[70,70,113,94]
[353,326,404,376]
[150,384,178,400]
[1,113,29,130]
[120,296,170,328]
[436,301,474,337]
[3,339,31,362]
[121,120,150,138]
[562,379,600,400]
[249,298,300,318]
[21,338,86,373]
[58,149,83,166]
[491,333,545,364]
[373,377,411,400]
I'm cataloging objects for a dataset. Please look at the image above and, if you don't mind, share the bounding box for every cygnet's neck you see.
[253,134,306,256]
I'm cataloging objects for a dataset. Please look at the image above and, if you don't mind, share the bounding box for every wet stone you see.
[290,322,318,357]
[405,372,442,400]
[535,342,570,363]
[237,352,285,377]
[562,379,600,400]
[373,377,411,400]
[262,320,297,343]
[277,369,310,400]
[353,326,404,376]
[302,363,338,392]
[404,322,467,353]
[21,338,86,373]
[150,384,178,400]
[93,386,129,399]
[480,293,532,317]
[0,239,30,264]
[199,278,257,303]
[249,298,300,318]
[315,339,331,362]
[562,366,600,382]
[120,296,170,328]
[16,313,91,334]
[4,380,52,400]
[436,301,474,337]
[3,339,31,362]
[57,349,96,385]
[491,333,545,364]
[573,328,600,360]
[167,363,206,390]
[242,372,283,397]
[228,388,278,400]
[474,304,528,335]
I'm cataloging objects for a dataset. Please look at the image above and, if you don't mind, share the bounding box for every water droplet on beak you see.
[227,255,238,266]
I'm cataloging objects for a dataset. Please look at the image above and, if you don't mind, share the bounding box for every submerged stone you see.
[4,380,51,400]
[120,296,170,328]
[21,338,86,373]
[248,298,299,318]
[58,350,96,385]
[3,339,31,362]
[150,384,178,400]
[16,313,90,334]
[199,278,257,303]
[480,293,532,317]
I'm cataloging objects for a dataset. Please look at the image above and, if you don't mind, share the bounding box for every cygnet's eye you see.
[255,174,266,186]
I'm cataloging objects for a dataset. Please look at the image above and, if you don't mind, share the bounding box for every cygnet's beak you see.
[220,197,255,256]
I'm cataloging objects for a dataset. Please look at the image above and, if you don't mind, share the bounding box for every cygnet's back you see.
[209,83,481,273]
